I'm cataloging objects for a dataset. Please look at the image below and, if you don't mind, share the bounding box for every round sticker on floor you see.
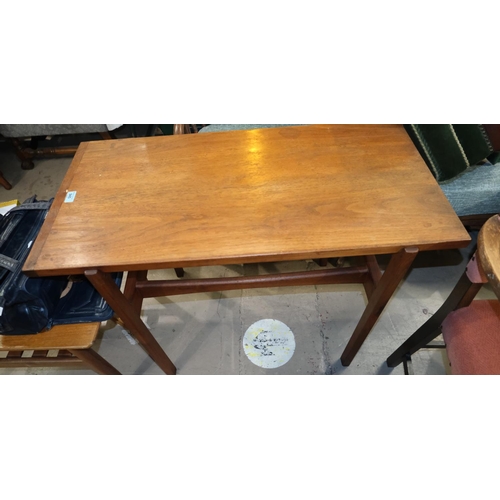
[243,319,296,369]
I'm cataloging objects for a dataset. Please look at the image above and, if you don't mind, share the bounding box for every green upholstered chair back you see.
[405,125,493,182]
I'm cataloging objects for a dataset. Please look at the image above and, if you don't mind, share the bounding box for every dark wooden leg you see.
[403,354,414,375]
[111,269,149,331]
[21,159,35,170]
[9,138,77,168]
[124,270,148,314]
[341,247,419,366]
[85,269,176,375]
[362,255,382,300]
[68,348,121,375]
[113,270,147,326]
[314,259,328,267]
[174,268,185,278]
[386,270,483,368]
[99,131,114,140]
[0,172,12,190]
[10,139,35,169]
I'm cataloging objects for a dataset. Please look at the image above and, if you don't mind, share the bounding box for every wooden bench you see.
[0,323,120,374]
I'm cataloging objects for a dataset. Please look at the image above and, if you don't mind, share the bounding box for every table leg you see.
[85,269,177,375]
[124,270,148,314]
[340,247,419,366]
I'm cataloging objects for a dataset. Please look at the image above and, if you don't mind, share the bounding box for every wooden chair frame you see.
[387,214,500,373]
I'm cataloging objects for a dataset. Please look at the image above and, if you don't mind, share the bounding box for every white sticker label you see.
[121,330,137,345]
[243,319,296,369]
[64,191,77,203]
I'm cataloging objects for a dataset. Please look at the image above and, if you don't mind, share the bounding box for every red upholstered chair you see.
[387,214,500,374]
[442,300,500,374]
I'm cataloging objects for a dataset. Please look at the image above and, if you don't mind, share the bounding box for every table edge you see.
[24,142,89,272]
[23,235,471,277]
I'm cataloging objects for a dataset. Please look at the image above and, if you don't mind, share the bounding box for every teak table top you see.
[24,125,471,277]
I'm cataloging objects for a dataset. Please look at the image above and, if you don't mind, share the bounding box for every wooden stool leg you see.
[85,269,177,375]
[174,268,185,278]
[314,259,328,267]
[0,171,12,190]
[10,138,35,169]
[68,348,121,375]
[341,247,419,366]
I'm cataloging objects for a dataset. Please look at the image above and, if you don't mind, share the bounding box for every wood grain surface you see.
[478,214,500,300]
[0,323,100,350]
[23,125,470,276]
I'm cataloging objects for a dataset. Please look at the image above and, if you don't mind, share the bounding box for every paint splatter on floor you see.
[243,319,295,368]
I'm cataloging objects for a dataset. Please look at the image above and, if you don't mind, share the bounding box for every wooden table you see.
[23,125,471,374]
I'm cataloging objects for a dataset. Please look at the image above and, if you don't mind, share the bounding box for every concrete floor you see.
[0,139,493,375]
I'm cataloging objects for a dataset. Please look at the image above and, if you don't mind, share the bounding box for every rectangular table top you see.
[24,125,470,276]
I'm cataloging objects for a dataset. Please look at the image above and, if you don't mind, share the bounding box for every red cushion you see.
[442,300,500,375]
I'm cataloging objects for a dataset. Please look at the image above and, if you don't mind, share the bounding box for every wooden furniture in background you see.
[0,322,120,374]
[0,125,156,171]
[9,132,114,170]
[23,125,470,373]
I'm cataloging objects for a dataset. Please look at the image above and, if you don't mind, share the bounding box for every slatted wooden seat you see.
[0,323,120,374]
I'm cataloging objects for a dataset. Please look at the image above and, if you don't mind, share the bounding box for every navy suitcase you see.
[0,196,121,335]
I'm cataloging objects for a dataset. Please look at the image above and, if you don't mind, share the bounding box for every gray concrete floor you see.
[0,140,493,375]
